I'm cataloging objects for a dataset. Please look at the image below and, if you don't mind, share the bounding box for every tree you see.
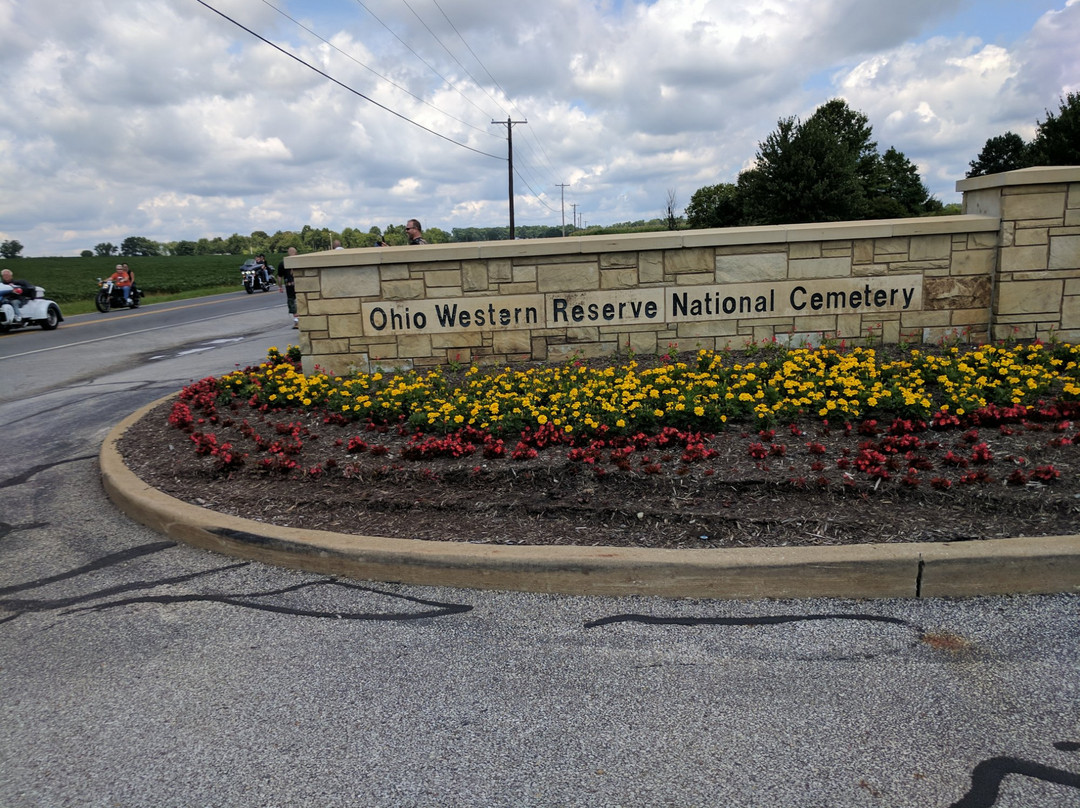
[94,242,117,257]
[225,233,249,255]
[0,239,24,259]
[173,240,197,256]
[739,110,865,224]
[870,147,940,217]
[249,230,270,254]
[80,249,94,258]
[269,230,302,253]
[665,188,681,230]
[685,183,743,228]
[967,132,1031,177]
[733,98,935,226]
[382,223,409,246]
[1029,91,1080,166]
[120,236,160,257]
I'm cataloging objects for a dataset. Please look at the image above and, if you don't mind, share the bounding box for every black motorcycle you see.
[241,261,275,294]
[95,277,142,312]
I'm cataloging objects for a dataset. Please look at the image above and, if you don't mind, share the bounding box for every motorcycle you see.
[0,283,63,333]
[241,261,275,294]
[96,277,142,312]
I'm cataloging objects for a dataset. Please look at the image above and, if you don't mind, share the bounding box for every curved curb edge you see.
[101,395,1080,599]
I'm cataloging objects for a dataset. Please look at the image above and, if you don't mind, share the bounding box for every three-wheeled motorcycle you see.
[0,283,63,332]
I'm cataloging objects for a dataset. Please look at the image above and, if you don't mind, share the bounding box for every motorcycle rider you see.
[108,263,133,305]
[254,254,272,288]
[1,268,35,321]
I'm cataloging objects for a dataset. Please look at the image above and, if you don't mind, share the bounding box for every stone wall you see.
[957,166,1080,342]
[291,166,1080,376]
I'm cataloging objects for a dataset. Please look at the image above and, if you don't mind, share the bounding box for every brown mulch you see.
[117,353,1080,550]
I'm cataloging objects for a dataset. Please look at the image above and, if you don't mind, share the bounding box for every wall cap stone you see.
[287,215,1001,271]
[956,165,1080,193]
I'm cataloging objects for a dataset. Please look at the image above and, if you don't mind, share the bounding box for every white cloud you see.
[1,0,1077,254]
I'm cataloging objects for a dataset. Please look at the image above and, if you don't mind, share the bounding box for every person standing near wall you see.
[406,219,428,245]
[277,246,299,328]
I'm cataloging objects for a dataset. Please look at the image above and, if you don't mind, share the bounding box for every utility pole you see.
[492,117,527,239]
[556,183,570,237]
[571,203,578,234]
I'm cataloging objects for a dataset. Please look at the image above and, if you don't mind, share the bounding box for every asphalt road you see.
[1,294,1078,807]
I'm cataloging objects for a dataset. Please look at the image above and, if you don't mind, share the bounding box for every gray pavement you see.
[1,301,1078,807]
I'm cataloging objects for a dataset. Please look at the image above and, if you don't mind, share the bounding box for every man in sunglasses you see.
[405,219,428,245]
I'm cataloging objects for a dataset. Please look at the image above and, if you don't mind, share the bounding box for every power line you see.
[258,0,498,140]
[349,0,494,122]
[400,0,512,121]
[355,0,558,202]
[512,167,558,215]
[424,0,562,187]
[429,0,515,120]
[193,0,504,161]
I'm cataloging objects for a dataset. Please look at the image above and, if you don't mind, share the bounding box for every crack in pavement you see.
[0,541,472,624]
[0,541,178,596]
[0,563,250,620]
[0,454,99,488]
[0,520,49,540]
[62,579,474,621]
[585,612,916,630]
[948,748,1080,807]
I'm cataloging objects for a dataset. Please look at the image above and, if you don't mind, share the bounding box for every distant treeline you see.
[81,218,676,260]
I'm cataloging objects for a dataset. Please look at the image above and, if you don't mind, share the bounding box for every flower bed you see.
[121,341,1080,548]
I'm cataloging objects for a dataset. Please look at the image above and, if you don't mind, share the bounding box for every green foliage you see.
[872,147,941,217]
[94,242,117,257]
[966,93,1080,178]
[451,224,565,241]
[12,254,263,304]
[120,236,160,257]
[1029,91,1080,166]
[1,239,25,259]
[699,99,937,228]
[685,183,742,228]
[967,132,1031,178]
[739,110,867,224]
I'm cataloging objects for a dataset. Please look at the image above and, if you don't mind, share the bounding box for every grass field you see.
[4,255,284,306]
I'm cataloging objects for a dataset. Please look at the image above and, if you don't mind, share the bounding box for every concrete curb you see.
[101,395,1080,599]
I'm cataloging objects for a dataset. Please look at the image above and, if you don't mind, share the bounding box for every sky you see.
[1,0,1077,256]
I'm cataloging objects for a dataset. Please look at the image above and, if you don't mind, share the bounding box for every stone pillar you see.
[957,166,1080,342]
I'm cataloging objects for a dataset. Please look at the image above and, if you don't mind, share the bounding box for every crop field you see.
[6,255,284,304]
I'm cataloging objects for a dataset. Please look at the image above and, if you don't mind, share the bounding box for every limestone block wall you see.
[290,167,1080,375]
[958,166,1080,342]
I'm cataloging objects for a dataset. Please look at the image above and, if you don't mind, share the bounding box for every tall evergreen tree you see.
[729,99,935,226]
[967,132,1031,177]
